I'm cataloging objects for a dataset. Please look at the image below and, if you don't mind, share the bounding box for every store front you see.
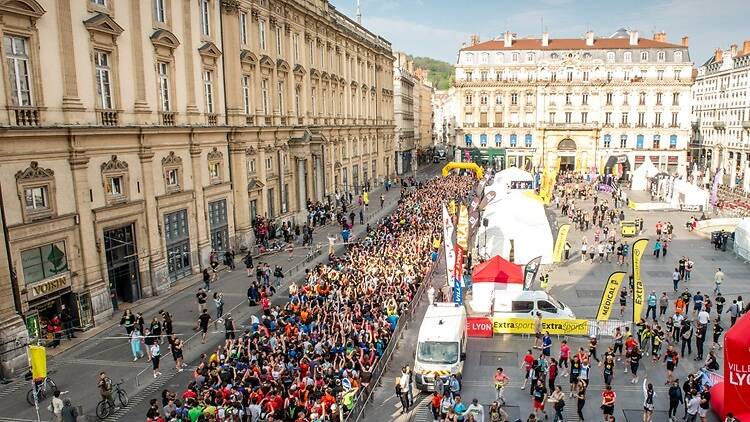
[460,147,506,170]
[164,209,192,282]
[104,224,141,309]
[208,199,229,252]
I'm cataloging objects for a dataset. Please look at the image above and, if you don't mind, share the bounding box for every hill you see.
[410,56,454,90]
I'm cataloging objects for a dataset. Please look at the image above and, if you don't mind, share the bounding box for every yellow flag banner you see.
[448,199,456,216]
[456,204,470,250]
[631,238,649,321]
[492,317,589,335]
[28,345,47,379]
[552,224,571,262]
[596,271,626,321]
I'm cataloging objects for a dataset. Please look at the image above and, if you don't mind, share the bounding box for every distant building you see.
[394,52,416,174]
[452,29,693,174]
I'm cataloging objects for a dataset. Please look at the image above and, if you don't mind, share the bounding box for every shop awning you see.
[471,254,524,283]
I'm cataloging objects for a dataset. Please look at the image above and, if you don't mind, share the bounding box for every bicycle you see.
[95,379,129,419]
[26,376,58,406]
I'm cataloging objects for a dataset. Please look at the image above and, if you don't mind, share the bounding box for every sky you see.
[329,0,748,65]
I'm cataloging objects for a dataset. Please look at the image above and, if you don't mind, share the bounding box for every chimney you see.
[503,30,512,48]
[585,30,594,46]
[470,34,480,46]
[653,31,666,42]
[743,40,750,55]
[731,44,738,57]
[715,48,723,62]
[628,30,639,46]
[681,36,689,47]
[542,31,549,47]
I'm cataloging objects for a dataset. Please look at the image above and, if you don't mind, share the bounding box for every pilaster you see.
[228,135,251,246]
[56,1,85,120]
[189,135,209,266]
[130,0,151,116]
[137,142,163,297]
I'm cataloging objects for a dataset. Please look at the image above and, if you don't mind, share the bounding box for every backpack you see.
[554,398,565,411]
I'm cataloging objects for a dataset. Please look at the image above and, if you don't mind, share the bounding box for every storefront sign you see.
[492,317,589,335]
[467,317,493,337]
[27,275,69,300]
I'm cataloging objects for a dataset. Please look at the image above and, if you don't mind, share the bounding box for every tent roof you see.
[472,255,524,283]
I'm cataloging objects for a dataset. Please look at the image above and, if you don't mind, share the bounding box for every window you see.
[239,12,248,45]
[21,242,68,284]
[623,92,629,105]
[511,301,534,312]
[527,52,534,62]
[525,92,532,104]
[4,35,32,106]
[620,135,627,148]
[606,92,613,105]
[259,20,267,50]
[107,175,123,196]
[495,94,502,106]
[551,72,557,82]
[606,51,615,62]
[154,0,166,23]
[24,186,48,211]
[165,168,178,186]
[275,25,282,56]
[157,61,171,111]
[248,158,256,174]
[640,51,648,61]
[657,70,664,81]
[624,52,632,63]
[495,134,502,147]
[465,53,474,64]
[656,92,662,105]
[658,51,666,61]
[311,87,316,115]
[654,112,662,127]
[674,51,683,62]
[94,50,113,109]
[242,75,251,115]
[294,85,301,116]
[524,134,532,148]
[672,92,679,105]
[510,134,517,147]
[565,93,571,105]
[464,134,472,146]
[639,92,646,105]
[199,0,210,36]
[671,112,678,127]
[261,78,269,114]
[293,33,299,62]
[636,134,644,149]
[480,134,487,147]
[203,70,214,113]
[480,52,488,64]
[607,71,613,82]
[90,0,106,5]
[565,112,572,124]
[464,94,472,105]
[582,93,588,105]
[583,71,589,82]
[566,69,573,82]
[465,71,472,81]
[669,134,677,149]
[621,112,629,125]
[510,93,518,105]
[653,134,661,149]
[623,71,630,81]
[480,71,487,81]
[480,94,488,105]
[548,112,555,123]
[638,112,645,126]
[265,156,273,170]
[605,112,612,125]
[208,161,220,180]
[581,112,588,124]
[512,52,519,62]
[277,81,284,113]
[603,134,611,148]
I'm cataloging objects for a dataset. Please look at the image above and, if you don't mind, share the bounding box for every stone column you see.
[305,157,315,202]
[57,1,85,121]
[137,144,164,296]
[297,157,306,211]
[130,0,150,117]
[189,139,209,266]
[257,147,268,216]
[220,3,244,125]
[229,137,250,247]
[183,0,199,120]
[0,201,28,377]
[315,155,324,201]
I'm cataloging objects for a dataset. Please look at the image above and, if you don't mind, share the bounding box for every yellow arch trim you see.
[441,162,484,179]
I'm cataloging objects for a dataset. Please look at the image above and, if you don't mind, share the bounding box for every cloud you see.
[362,15,468,62]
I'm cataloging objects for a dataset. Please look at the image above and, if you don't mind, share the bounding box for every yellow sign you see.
[456,204,469,250]
[552,224,571,263]
[28,345,47,379]
[492,317,589,335]
[441,162,484,179]
[363,191,369,204]
[631,238,648,321]
[596,271,625,321]
[27,275,69,300]
[448,199,456,216]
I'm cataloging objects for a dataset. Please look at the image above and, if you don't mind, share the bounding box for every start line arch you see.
[441,162,484,179]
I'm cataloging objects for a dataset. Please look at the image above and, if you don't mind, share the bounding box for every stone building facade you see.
[0,0,394,375]
[453,29,693,174]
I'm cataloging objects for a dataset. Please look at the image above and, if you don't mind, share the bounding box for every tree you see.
[410,56,454,90]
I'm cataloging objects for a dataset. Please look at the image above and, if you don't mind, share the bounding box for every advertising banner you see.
[442,205,456,287]
[552,224,571,262]
[596,271,626,321]
[492,317,588,335]
[631,238,648,321]
[467,317,493,337]
[28,345,47,379]
[456,204,470,250]
[523,256,542,290]
[453,244,465,301]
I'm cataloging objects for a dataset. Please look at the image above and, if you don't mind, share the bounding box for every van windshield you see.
[417,341,459,365]
[547,296,563,309]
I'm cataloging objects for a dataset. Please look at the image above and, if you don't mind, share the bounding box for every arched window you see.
[480,134,488,147]
[636,134,644,149]
[657,51,666,62]
[669,134,677,149]
[495,134,502,147]
[674,51,683,62]
[526,52,534,62]
[495,52,504,63]
[640,51,648,61]
[464,134,472,146]
[603,134,611,148]
[465,53,474,64]
[524,134,532,147]
[624,52,632,63]
[512,52,519,62]
[480,52,489,64]
[606,51,615,62]
[510,134,518,147]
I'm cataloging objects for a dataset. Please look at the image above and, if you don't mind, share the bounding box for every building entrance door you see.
[560,155,576,171]
[104,224,140,309]
[208,199,229,253]
[164,209,192,282]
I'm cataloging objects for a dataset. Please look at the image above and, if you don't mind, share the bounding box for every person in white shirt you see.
[714,268,724,294]
[464,398,485,422]
[697,308,710,327]
[685,392,700,422]
[427,285,435,305]
[51,390,64,422]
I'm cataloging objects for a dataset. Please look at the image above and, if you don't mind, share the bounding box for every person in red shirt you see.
[429,391,442,420]
[521,349,535,390]
[601,384,617,417]
[559,340,571,377]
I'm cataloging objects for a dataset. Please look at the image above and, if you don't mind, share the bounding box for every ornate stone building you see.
[393,51,416,174]
[453,29,692,174]
[691,41,750,186]
[0,0,394,374]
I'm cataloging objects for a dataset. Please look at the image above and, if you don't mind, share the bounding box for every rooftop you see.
[460,37,684,52]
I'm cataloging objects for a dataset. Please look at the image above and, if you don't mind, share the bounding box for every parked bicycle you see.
[96,379,128,419]
[26,376,58,406]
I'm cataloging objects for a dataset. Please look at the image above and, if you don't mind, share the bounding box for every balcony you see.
[207,114,218,126]
[280,116,288,126]
[264,116,272,126]
[713,121,726,130]
[161,112,175,126]
[246,115,255,125]
[10,106,40,126]
[298,117,304,125]
[99,110,118,126]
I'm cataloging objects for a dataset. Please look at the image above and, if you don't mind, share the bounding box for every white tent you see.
[475,190,554,264]
[744,163,750,193]
[484,167,534,205]
[669,179,710,209]
[734,218,750,261]
[631,158,658,191]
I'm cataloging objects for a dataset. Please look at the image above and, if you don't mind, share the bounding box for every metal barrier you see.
[343,252,439,422]
[588,320,632,337]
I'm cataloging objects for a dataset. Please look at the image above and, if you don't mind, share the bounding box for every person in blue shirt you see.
[341,227,351,244]
[542,332,553,357]
[647,291,658,320]
[452,394,467,421]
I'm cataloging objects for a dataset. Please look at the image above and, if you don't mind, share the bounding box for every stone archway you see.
[557,138,577,151]
[557,138,577,171]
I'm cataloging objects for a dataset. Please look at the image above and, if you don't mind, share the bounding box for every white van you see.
[413,303,467,391]
[492,290,576,319]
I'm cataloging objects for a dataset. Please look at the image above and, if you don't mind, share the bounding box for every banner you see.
[456,204,469,250]
[492,317,588,335]
[523,256,542,290]
[710,168,723,206]
[479,190,496,211]
[552,224,571,262]
[442,205,456,287]
[596,271,626,321]
[467,317,493,337]
[448,199,456,216]
[631,238,648,321]
[28,345,47,379]
[453,244,465,300]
